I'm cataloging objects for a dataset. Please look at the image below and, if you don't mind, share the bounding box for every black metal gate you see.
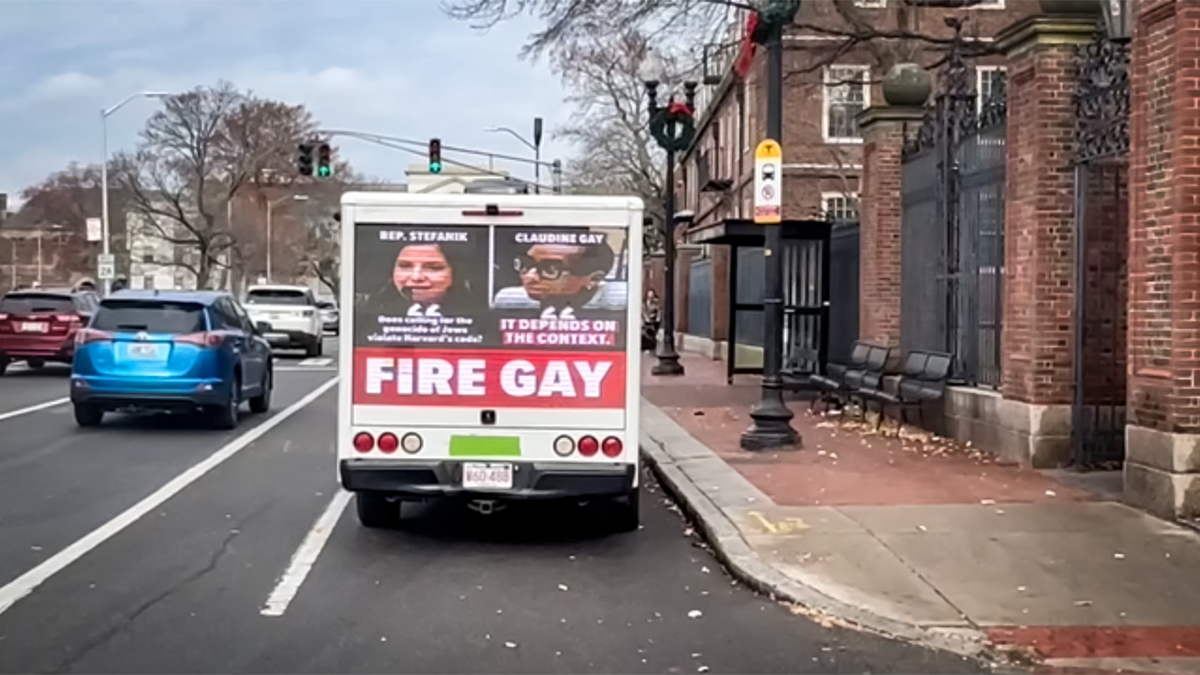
[1070,29,1130,468]
[900,19,1006,387]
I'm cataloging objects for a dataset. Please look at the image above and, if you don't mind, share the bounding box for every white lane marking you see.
[297,357,333,367]
[276,366,337,373]
[0,376,340,617]
[260,490,353,617]
[0,397,70,422]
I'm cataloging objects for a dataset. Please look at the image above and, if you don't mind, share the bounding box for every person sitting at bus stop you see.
[494,241,626,320]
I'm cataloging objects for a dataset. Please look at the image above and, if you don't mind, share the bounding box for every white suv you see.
[243,285,324,357]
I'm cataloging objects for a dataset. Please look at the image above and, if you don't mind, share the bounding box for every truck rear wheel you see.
[613,488,640,533]
[356,491,401,529]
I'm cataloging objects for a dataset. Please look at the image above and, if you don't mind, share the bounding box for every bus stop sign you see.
[753,139,782,224]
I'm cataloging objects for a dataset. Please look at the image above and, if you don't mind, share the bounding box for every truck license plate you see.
[462,463,513,490]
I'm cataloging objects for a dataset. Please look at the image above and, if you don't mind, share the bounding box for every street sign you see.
[753,139,783,224]
[86,218,102,242]
[97,253,115,280]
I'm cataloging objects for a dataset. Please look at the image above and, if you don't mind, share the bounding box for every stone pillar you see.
[856,106,925,347]
[1124,0,1200,520]
[993,16,1096,466]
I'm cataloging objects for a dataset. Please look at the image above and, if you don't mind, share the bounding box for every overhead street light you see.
[486,118,544,193]
[100,90,173,295]
[265,194,309,282]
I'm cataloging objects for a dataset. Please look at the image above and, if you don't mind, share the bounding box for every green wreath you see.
[650,101,696,153]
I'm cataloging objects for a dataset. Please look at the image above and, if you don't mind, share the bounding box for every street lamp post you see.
[100,91,172,296]
[265,194,309,282]
[741,0,801,451]
[641,51,698,377]
[485,118,544,193]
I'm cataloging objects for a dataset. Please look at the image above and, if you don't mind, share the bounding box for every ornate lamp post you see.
[640,51,697,377]
[741,0,801,451]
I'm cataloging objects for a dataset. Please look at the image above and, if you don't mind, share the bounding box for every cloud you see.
[0,0,576,199]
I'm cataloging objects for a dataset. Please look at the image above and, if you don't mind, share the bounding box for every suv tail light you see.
[76,328,113,345]
[173,332,225,348]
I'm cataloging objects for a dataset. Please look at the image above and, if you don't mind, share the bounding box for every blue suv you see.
[70,290,274,429]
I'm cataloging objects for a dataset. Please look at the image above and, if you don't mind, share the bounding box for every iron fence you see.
[900,40,1007,388]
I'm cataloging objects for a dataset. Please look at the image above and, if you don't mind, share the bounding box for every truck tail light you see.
[602,437,623,458]
[553,435,575,456]
[401,433,423,454]
[377,432,399,454]
[353,432,375,453]
[578,435,599,457]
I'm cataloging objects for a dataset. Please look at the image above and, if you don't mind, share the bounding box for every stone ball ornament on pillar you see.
[882,63,933,107]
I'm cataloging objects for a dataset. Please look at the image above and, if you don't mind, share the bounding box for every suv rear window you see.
[92,300,207,334]
[246,289,309,305]
[0,293,76,314]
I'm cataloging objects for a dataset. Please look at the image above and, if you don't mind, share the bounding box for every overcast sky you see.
[0,0,572,205]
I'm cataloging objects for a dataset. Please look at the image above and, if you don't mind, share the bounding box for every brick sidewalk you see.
[640,352,1200,674]
[642,352,1093,508]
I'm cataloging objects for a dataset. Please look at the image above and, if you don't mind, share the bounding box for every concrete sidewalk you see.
[639,355,1200,674]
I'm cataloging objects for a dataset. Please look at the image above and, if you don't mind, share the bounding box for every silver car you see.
[317,301,339,334]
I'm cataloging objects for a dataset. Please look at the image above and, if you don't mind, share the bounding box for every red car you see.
[0,288,99,375]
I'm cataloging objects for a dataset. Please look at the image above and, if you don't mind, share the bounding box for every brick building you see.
[672,0,1030,358]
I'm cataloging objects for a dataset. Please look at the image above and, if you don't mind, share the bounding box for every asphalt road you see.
[0,339,985,674]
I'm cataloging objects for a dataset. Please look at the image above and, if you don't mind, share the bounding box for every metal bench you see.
[811,343,892,416]
[860,350,953,435]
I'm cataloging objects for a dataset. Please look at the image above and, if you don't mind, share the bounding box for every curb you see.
[638,409,999,664]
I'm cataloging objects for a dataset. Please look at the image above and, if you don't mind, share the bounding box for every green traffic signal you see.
[429,161,442,174]
[317,165,333,178]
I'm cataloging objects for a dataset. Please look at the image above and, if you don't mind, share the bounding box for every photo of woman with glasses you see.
[491,228,628,321]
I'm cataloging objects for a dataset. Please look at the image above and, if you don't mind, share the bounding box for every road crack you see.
[49,507,264,674]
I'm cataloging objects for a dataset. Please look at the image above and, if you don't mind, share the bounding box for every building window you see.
[822,193,860,222]
[824,66,870,143]
[976,66,1007,111]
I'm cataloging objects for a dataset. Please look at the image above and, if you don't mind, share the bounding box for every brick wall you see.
[1000,40,1078,405]
[1127,0,1200,433]
[857,116,910,347]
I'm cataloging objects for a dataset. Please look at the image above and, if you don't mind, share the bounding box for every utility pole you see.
[741,0,801,451]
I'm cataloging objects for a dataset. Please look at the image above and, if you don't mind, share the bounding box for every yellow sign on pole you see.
[753,139,783,224]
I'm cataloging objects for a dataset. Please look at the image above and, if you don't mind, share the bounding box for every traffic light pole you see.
[321,129,564,193]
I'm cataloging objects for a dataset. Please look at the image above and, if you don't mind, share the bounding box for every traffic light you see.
[316,143,333,178]
[297,143,314,176]
[428,138,442,174]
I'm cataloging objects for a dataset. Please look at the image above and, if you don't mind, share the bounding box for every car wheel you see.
[74,403,104,427]
[27,359,45,370]
[249,368,272,414]
[612,488,640,533]
[356,492,401,529]
[0,355,8,377]
[209,378,240,430]
[305,337,319,358]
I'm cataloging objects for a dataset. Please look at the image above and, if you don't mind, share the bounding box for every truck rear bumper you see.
[339,459,635,500]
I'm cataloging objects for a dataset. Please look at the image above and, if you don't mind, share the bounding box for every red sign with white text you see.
[352,348,626,409]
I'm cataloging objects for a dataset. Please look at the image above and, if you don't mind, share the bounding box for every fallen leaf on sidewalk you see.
[1045,490,1057,497]
[688,610,703,619]
[1073,600,1093,607]
[1113,553,1125,559]
[980,499,996,505]
[917,525,928,532]
[504,641,518,649]
[558,584,569,591]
